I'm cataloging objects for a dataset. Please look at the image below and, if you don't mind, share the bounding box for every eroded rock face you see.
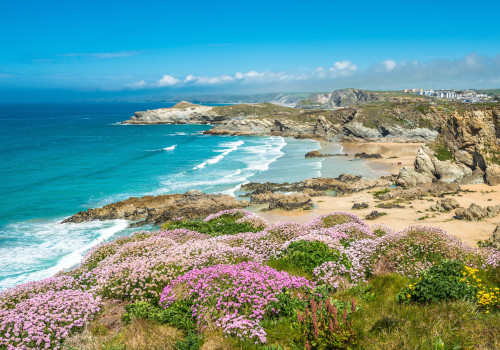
[267,193,313,211]
[397,107,500,186]
[63,191,249,226]
[455,203,500,221]
[354,152,382,159]
[482,224,500,249]
[378,183,461,201]
[305,150,337,158]
[250,191,286,204]
[485,165,500,186]
[241,175,392,197]
[430,198,460,212]
[124,102,218,124]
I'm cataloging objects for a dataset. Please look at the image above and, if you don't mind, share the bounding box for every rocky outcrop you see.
[308,89,377,107]
[267,193,313,211]
[63,190,248,226]
[241,175,392,197]
[397,106,500,186]
[455,203,500,221]
[124,102,219,124]
[378,183,461,201]
[355,152,382,159]
[250,191,286,204]
[430,198,460,212]
[352,202,369,210]
[342,122,438,143]
[305,150,337,158]
[481,224,500,249]
[365,211,387,220]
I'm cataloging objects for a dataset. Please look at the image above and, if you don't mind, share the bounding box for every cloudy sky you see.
[1,0,499,101]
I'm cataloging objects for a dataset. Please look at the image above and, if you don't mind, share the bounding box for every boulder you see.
[365,211,387,220]
[396,167,434,187]
[267,193,314,211]
[455,203,500,221]
[352,202,369,210]
[485,164,500,186]
[305,150,335,158]
[430,198,460,212]
[250,191,286,204]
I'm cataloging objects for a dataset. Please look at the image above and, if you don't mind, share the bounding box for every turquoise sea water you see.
[0,102,376,290]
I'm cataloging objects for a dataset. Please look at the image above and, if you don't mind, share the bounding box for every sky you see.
[1,0,499,101]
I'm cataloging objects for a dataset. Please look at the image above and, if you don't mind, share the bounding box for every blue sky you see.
[1,0,499,101]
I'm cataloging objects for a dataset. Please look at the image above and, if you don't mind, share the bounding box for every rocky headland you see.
[123,96,441,143]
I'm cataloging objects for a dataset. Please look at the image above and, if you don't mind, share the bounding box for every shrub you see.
[397,260,475,303]
[122,300,197,331]
[175,332,204,350]
[281,240,348,274]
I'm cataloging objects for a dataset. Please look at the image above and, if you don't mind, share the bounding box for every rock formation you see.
[455,203,500,221]
[429,198,460,212]
[397,106,500,186]
[354,152,382,159]
[267,193,314,211]
[63,190,248,226]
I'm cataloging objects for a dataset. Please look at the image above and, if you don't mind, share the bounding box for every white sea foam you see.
[0,219,128,290]
[193,140,244,170]
[146,144,177,152]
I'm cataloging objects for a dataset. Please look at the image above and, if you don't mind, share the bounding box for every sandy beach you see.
[341,142,423,175]
[256,141,499,246]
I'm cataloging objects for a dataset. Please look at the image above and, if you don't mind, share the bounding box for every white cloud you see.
[333,60,357,71]
[122,53,500,91]
[156,75,180,86]
[381,59,397,71]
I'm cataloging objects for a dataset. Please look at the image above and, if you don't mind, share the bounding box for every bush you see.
[282,240,349,274]
[175,332,203,350]
[123,300,197,331]
[397,260,475,303]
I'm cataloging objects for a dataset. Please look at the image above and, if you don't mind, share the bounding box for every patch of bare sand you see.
[341,142,423,175]
[255,183,500,246]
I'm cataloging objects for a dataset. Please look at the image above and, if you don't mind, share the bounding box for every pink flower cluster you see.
[0,289,101,350]
[309,211,365,229]
[159,261,314,343]
[203,209,255,222]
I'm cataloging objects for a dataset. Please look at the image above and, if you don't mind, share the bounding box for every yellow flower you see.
[406,294,411,298]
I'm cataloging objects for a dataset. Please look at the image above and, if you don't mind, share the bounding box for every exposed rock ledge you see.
[62,190,248,226]
[122,101,439,142]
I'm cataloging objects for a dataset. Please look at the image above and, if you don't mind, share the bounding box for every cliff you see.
[296,88,429,108]
[397,106,500,186]
[123,101,441,142]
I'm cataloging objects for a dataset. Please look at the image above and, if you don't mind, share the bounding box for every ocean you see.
[0,102,377,290]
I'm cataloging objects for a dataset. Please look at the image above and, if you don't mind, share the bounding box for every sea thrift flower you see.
[159,262,314,343]
[0,290,101,349]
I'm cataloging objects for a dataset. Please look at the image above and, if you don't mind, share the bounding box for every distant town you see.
[403,88,493,103]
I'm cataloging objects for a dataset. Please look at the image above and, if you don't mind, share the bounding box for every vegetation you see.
[1,209,499,349]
